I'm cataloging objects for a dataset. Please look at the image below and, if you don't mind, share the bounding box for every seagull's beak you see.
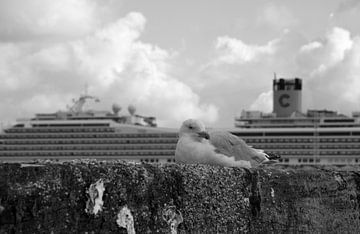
[197,131,210,140]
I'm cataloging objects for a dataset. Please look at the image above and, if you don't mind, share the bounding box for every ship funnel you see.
[273,78,302,117]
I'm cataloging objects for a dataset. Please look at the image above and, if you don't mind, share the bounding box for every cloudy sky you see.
[1,0,360,128]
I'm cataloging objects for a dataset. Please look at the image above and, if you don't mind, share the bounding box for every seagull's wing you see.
[175,134,251,168]
[209,131,267,166]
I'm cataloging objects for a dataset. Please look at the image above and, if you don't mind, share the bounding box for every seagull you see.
[175,119,279,168]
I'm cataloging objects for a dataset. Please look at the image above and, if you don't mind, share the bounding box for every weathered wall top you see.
[1,161,360,233]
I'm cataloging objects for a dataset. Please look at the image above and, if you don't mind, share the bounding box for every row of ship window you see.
[280,158,360,164]
[266,150,360,156]
[140,158,176,163]
[0,145,176,151]
[245,138,314,143]
[252,144,360,150]
[318,151,360,155]
[327,158,360,163]
[5,127,115,133]
[1,139,178,145]
[297,158,321,163]
[319,144,360,149]
[252,144,314,149]
[262,131,360,136]
[318,138,360,142]
[140,158,160,163]
[244,137,360,143]
[278,158,290,163]
[266,151,315,155]
[0,151,175,157]
[0,133,179,139]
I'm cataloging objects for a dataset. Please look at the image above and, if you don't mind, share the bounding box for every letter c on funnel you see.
[279,94,290,107]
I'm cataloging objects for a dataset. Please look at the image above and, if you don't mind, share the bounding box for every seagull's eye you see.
[188,125,193,129]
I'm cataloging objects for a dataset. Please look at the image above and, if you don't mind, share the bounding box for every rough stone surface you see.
[1,161,360,233]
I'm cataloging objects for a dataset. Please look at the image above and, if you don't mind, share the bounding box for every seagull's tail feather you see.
[257,152,282,166]
[248,148,268,164]
[264,152,282,160]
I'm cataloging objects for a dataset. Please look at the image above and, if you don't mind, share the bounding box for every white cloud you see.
[326,27,353,64]
[296,27,360,114]
[298,27,354,75]
[300,41,323,52]
[0,10,218,127]
[249,90,273,113]
[214,36,278,65]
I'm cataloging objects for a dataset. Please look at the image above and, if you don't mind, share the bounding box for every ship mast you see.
[69,86,99,113]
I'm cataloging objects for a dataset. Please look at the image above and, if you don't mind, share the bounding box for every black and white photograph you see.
[1,0,360,233]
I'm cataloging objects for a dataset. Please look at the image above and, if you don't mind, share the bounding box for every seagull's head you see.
[179,119,210,141]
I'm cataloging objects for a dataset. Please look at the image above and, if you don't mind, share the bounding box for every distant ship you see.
[0,93,178,163]
[228,77,360,165]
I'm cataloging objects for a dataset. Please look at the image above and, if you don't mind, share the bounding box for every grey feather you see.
[209,131,267,166]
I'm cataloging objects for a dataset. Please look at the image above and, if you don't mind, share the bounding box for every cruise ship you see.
[229,77,360,165]
[0,94,178,163]
[2,78,359,165]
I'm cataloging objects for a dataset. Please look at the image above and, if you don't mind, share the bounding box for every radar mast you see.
[68,85,99,113]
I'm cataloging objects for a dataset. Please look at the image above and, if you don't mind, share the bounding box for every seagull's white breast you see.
[175,135,215,164]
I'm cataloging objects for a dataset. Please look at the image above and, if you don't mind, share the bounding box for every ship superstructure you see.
[0,94,178,163]
[232,77,360,165]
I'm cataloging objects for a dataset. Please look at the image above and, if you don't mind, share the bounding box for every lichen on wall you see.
[85,179,105,216]
[1,161,360,233]
[116,205,135,234]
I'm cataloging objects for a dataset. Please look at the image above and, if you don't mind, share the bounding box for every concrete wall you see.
[1,161,360,233]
